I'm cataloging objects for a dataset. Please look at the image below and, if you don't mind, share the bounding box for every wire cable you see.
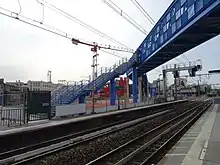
[0,7,71,39]
[183,54,190,62]
[36,0,45,23]
[17,0,22,15]
[101,50,126,59]
[39,0,132,51]
[0,6,132,55]
[175,57,181,63]
[101,0,147,34]
[130,0,155,25]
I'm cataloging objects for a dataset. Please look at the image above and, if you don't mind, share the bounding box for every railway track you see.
[86,100,212,165]
[0,102,179,161]
[0,101,179,154]
[0,101,199,165]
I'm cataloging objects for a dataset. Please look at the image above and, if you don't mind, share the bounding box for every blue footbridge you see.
[52,0,220,105]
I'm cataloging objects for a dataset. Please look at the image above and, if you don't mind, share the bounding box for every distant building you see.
[6,80,28,89]
[1,79,60,106]
[27,81,59,91]
[0,79,23,106]
[6,80,58,91]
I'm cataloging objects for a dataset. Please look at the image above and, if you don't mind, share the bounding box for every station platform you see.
[0,99,186,136]
[0,99,189,153]
[157,102,220,165]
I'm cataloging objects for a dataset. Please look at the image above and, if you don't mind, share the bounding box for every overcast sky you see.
[0,0,220,85]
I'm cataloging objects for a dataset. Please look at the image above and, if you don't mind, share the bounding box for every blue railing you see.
[51,55,136,105]
[51,0,220,105]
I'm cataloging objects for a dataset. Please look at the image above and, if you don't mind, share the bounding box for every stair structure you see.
[51,55,138,105]
[51,0,220,105]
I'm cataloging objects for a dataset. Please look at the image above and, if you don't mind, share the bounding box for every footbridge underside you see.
[129,0,220,77]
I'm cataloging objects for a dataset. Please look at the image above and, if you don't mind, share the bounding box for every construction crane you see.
[71,38,134,53]
[71,37,134,77]
[71,37,134,81]
[71,37,134,114]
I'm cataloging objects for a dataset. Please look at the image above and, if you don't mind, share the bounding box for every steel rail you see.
[139,100,212,165]
[3,101,196,165]
[6,107,179,165]
[86,101,207,165]
[0,103,181,160]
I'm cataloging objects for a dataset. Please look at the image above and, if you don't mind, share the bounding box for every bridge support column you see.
[132,67,138,104]
[110,78,116,105]
[79,95,85,104]
[142,74,149,98]
[138,77,143,103]
[163,70,167,102]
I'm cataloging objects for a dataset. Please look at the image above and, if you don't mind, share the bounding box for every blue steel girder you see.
[130,0,220,77]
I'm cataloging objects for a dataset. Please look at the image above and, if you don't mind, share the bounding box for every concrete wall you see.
[55,104,86,117]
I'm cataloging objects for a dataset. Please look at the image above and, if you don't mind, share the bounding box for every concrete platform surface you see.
[157,103,220,165]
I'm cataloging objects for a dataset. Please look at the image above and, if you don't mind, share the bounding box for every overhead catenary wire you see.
[174,57,181,63]
[36,0,45,23]
[130,0,155,25]
[0,6,133,55]
[101,50,127,59]
[39,0,132,51]
[182,54,190,62]
[101,0,147,35]
[17,0,22,15]
[0,6,72,39]
[101,0,187,72]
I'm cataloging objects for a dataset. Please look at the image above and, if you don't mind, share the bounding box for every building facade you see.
[27,81,58,91]
[0,79,23,106]
[6,80,59,92]
[0,79,59,106]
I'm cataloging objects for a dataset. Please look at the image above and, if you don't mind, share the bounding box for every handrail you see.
[52,56,135,105]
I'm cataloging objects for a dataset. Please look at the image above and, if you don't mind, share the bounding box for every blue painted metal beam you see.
[132,67,138,103]
[79,95,85,104]
[110,78,116,105]
[128,0,220,78]
[54,0,220,106]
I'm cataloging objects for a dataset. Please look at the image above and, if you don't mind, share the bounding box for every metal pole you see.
[92,55,95,114]
[117,95,120,110]
[158,79,160,98]
[156,80,158,97]
[105,97,108,112]
[174,76,177,100]
[163,70,167,102]
[91,47,98,114]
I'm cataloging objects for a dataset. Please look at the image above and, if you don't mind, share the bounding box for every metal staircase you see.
[51,55,137,105]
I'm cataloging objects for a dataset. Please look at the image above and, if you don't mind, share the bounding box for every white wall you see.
[0,106,24,121]
[86,105,118,114]
[55,104,86,117]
